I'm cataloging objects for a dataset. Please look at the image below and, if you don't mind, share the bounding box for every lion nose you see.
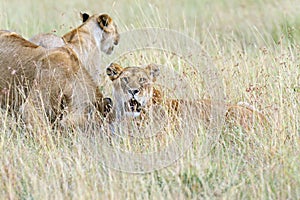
[128,89,139,96]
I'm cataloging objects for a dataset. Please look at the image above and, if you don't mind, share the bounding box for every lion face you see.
[106,63,160,118]
[99,16,119,55]
[81,13,120,55]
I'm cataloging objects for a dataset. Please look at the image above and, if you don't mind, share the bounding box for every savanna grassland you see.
[0,0,300,199]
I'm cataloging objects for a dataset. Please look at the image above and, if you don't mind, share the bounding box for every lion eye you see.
[121,77,129,83]
[139,77,147,84]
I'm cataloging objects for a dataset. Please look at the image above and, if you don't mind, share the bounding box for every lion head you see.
[71,12,120,55]
[106,63,160,118]
[30,13,120,56]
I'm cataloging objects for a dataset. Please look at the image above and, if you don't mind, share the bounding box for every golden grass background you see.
[0,0,300,199]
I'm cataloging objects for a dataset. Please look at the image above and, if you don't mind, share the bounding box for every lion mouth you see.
[125,98,142,113]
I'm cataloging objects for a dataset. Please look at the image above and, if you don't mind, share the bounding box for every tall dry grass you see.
[0,0,300,199]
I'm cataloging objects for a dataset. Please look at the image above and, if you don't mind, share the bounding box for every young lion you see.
[29,12,120,85]
[0,14,118,128]
[106,63,268,130]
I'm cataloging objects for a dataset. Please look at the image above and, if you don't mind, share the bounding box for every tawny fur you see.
[30,33,65,49]
[0,17,115,129]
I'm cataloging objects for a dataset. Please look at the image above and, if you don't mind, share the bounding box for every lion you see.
[29,12,120,85]
[0,13,117,129]
[105,63,269,131]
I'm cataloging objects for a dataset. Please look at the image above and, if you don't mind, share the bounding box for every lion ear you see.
[80,12,90,23]
[98,14,113,31]
[106,63,123,81]
[145,63,160,81]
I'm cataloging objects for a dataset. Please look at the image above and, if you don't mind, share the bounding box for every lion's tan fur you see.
[30,33,65,49]
[0,15,117,128]
[0,31,44,108]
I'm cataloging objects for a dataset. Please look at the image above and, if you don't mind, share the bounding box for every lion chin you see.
[125,112,141,118]
[124,98,142,118]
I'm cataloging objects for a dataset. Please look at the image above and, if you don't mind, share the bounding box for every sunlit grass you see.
[0,0,300,199]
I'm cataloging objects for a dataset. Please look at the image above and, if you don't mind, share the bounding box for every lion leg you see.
[21,87,56,132]
[58,87,100,129]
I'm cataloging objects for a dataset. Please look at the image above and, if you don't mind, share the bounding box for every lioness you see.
[0,14,118,128]
[29,12,120,85]
[106,63,268,130]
